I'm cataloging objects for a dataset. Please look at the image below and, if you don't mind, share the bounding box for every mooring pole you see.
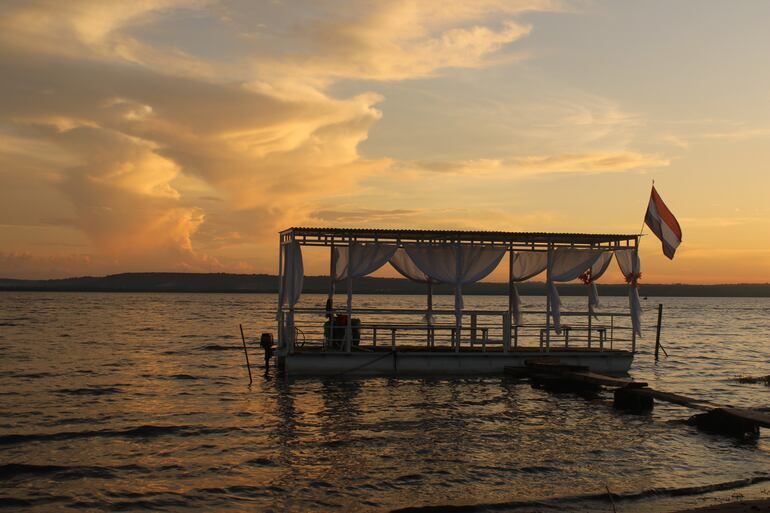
[239,324,253,385]
[654,303,663,361]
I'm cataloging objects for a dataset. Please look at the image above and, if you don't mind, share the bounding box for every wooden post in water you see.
[654,303,664,361]
[239,324,253,385]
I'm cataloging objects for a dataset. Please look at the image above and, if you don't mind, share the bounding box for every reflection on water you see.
[0,292,768,512]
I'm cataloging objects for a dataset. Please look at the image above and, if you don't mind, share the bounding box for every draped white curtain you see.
[406,244,506,347]
[584,251,614,318]
[334,243,397,281]
[332,243,398,351]
[548,249,604,333]
[509,252,548,325]
[276,240,304,320]
[390,248,431,282]
[616,249,642,337]
[390,249,437,324]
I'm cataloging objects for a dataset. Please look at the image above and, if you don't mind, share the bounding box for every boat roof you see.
[281,227,638,250]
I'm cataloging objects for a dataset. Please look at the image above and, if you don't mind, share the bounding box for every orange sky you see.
[1,1,769,283]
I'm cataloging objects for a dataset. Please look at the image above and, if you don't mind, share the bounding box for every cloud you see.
[0,43,386,270]
[396,159,503,175]
[246,1,562,82]
[1,0,676,279]
[310,208,422,223]
[394,152,667,177]
[513,152,670,173]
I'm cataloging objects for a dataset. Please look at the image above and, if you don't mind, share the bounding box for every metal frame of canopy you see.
[277,227,640,356]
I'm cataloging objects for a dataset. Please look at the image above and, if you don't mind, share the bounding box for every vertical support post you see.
[345,242,353,353]
[286,238,296,355]
[326,243,335,351]
[508,247,514,323]
[502,312,511,353]
[454,241,462,353]
[277,235,284,350]
[630,245,640,354]
[470,314,477,347]
[587,295,592,348]
[328,243,336,311]
[655,303,664,360]
[427,281,433,322]
[545,242,553,352]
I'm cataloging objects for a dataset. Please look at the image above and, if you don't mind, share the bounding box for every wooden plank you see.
[629,388,711,411]
[566,371,646,389]
[721,407,770,429]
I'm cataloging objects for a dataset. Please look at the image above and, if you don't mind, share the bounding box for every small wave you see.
[517,465,559,474]
[199,344,241,351]
[11,372,54,379]
[388,474,770,513]
[0,463,116,481]
[168,374,199,380]
[0,424,243,446]
[57,386,123,396]
[243,457,276,467]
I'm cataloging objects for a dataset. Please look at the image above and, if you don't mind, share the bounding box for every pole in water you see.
[654,303,664,361]
[239,323,253,385]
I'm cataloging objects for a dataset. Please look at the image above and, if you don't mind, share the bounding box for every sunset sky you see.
[1,1,769,283]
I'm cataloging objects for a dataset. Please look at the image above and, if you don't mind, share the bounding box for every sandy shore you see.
[672,498,770,512]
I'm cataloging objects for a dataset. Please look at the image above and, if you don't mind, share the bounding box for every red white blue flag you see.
[645,186,682,259]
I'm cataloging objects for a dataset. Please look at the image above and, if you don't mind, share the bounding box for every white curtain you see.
[276,240,304,320]
[583,251,614,318]
[332,243,398,351]
[390,248,431,282]
[510,251,548,325]
[406,244,506,347]
[390,248,437,324]
[334,243,397,281]
[616,249,642,337]
[548,249,604,333]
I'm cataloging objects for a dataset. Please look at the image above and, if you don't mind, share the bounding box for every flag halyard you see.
[645,186,682,259]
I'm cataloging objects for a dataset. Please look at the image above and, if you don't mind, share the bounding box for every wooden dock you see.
[505,359,770,438]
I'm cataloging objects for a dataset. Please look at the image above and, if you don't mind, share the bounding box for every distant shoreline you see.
[1,272,768,297]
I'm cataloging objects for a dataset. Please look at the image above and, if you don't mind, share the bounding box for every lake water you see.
[1,292,769,512]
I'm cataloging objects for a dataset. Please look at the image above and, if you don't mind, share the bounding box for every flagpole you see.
[638,180,654,236]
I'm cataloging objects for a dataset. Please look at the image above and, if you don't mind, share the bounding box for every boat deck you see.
[281,346,634,376]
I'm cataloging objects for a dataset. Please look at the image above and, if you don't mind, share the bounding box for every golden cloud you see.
[514,152,670,173]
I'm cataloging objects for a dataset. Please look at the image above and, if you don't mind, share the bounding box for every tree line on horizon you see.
[0,272,768,297]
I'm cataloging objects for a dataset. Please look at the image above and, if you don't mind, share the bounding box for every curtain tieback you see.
[625,272,642,288]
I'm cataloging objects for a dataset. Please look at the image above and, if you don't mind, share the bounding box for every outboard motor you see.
[260,333,274,370]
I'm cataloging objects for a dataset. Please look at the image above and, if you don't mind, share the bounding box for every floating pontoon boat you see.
[276,227,642,376]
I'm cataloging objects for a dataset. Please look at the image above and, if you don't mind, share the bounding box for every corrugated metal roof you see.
[284,226,638,243]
